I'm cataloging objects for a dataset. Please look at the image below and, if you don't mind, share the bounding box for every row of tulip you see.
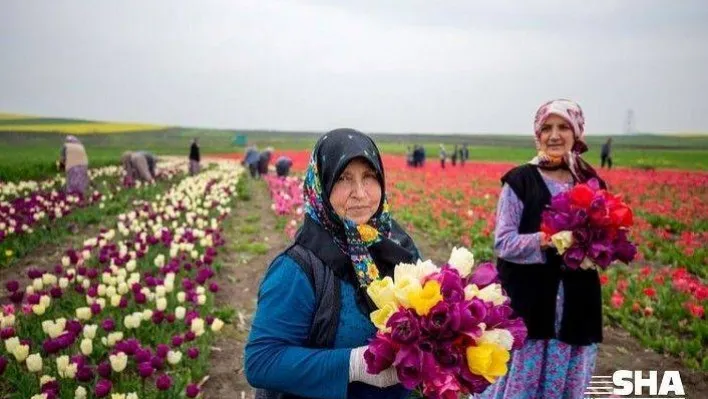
[262,175,304,239]
[1,160,185,247]
[0,160,242,398]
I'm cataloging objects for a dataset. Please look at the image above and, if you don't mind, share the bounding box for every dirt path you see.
[0,221,107,302]
[203,179,289,398]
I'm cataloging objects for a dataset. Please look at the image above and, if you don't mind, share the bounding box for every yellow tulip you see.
[466,342,510,383]
[408,280,443,316]
[370,303,397,331]
[366,277,398,309]
[393,276,422,308]
[551,231,574,255]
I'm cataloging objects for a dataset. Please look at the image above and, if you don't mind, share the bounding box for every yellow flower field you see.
[0,122,167,134]
[0,113,30,120]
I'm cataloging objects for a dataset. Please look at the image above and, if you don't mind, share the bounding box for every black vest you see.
[496,164,603,346]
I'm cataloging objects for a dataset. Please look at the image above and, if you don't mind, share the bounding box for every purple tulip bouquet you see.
[541,178,637,270]
[364,247,527,399]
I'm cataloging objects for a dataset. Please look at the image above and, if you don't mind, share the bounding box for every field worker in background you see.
[121,151,157,183]
[451,144,458,166]
[601,137,613,169]
[245,128,422,398]
[59,135,89,195]
[406,146,414,167]
[439,144,447,169]
[189,138,200,175]
[461,144,469,166]
[274,155,293,177]
[258,146,273,176]
[486,99,606,399]
[243,145,260,179]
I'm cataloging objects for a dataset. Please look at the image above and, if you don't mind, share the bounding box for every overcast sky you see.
[1,0,707,134]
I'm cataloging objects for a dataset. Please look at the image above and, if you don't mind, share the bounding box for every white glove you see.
[348,346,399,388]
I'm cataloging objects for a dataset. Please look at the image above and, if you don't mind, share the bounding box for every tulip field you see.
[0,159,244,398]
[0,142,706,398]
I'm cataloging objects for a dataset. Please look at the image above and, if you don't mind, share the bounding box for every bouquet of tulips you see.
[364,247,527,399]
[541,178,637,270]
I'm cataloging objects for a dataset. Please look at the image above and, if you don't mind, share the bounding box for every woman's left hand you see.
[349,346,400,388]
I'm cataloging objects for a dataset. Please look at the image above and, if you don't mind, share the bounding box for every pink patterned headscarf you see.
[530,99,598,183]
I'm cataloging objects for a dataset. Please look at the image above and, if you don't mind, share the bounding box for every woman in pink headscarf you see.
[481,100,605,399]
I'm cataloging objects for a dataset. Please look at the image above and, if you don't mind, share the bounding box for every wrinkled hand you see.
[348,346,399,388]
[539,232,551,249]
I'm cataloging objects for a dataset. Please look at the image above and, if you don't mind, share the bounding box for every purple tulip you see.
[458,299,486,339]
[484,304,528,350]
[421,301,461,339]
[363,335,395,374]
[468,262,498,288]
[393,345,424,389]
[589,241,612,268]
[171,335,184,347]
[27,268,43,279]
[458,364,491,394]
[386,309,421,345]
[151,355,165,370]
[101,318,115,332]
[156,374,173,391]
[572,228,592,246]
[5,281,19,293]
[90,303,101,315]
[9,290,24,303]
[0,327,15,340]
[27,294,41,305]
[433,341,462,370]
[43,338,61,354]
[563,246,586,269]
[97,361,111,378]
[186,383,200,398]
[187,347,200,359]
[613,231,637,264]
[184,331,196,342]
[76,365,94,382]
[66,320,82,335]
[152,310,165,324]
[135,348,152,364]
[138,362,154,378]
[95,379,112,397]
[434,267,465,303]
[49,287,63,298]
[156,343,170,358]
[209,283,219,293]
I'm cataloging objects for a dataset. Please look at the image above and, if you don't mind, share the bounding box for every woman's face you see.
[329,158,382,225]
[538,114,575,159]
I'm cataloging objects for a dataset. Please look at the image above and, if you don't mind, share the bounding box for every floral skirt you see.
[475,282,598,399]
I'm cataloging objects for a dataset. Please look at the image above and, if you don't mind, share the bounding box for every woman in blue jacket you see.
[245,128,421,399]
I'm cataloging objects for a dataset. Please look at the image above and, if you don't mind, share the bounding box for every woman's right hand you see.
[348,346,399,388]
[539,232,551,249]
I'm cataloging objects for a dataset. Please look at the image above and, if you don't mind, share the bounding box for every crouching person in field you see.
[245,128,421,399]
[274,155,293,178]
[121,151,157,183]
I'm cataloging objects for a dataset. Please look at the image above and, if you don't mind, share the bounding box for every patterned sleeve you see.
[494,184,545,264]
